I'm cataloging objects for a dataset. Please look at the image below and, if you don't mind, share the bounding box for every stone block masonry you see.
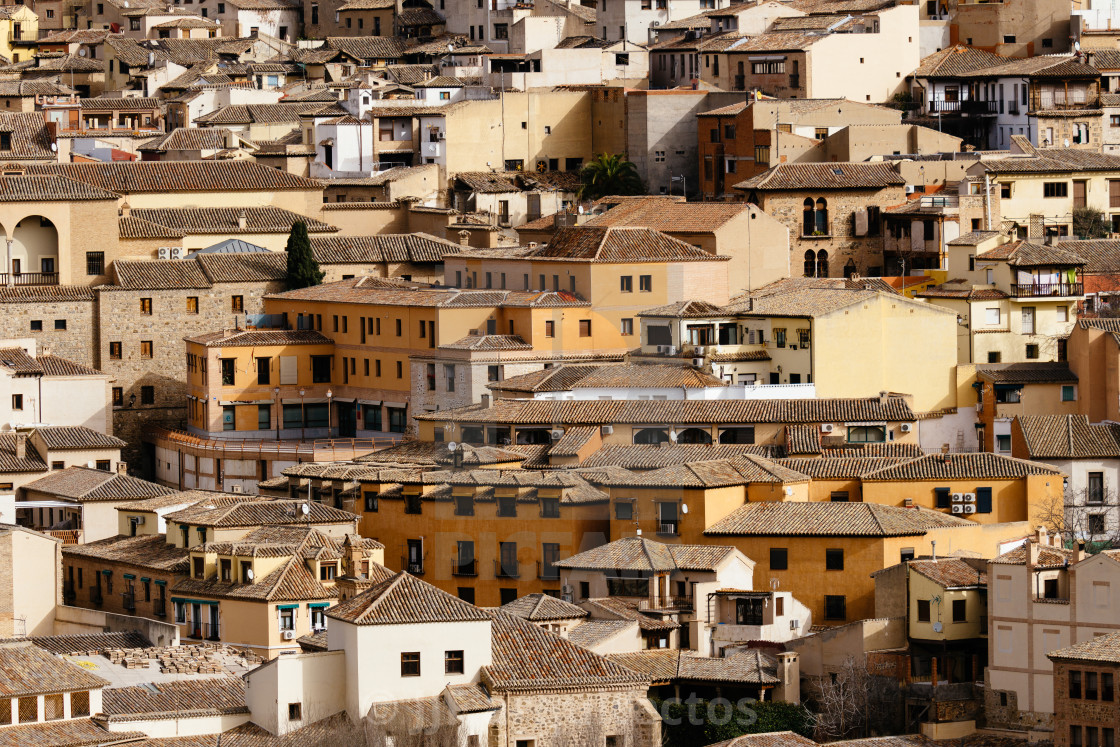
[0,290,97,367]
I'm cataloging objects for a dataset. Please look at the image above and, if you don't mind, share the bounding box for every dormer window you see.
[220,559,232,582]
[192,557,204,579]
[320,563,337,581]
[197,527,207,543]
[180,526,190,547]
[241,561,252,582]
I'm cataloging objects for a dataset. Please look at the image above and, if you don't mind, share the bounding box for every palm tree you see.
[578,153,644,201]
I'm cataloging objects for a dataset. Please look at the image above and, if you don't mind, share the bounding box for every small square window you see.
[825,548,844,570]
[770,548,788,570]
[996,434,1011,452]
[1062,385,1077,402]
[186,296,199,314]
[402,652,420,676]
[140,341,153,358]
[231,295,244,313]
[54,319,66,330]
[288,703,302,721]
[10,394,21,411]
[445,650,464,674]
[140,297,152,315]
[109,342,122,360]
[29,320,41,331]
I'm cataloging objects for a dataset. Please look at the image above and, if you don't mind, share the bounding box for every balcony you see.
[657,521,679,536]
[122,591,135,613]
[1010,282,1083,298]
[639,595,694,611]
[0,272,58,286]
[62,582,76,606]
[186,621,220,641]
[153,598,166,618]
[452,559,478,577]
[89,587,103,606]
[927,99,998,115]
[537,561,559,581]
[495,560,520,579]
[1030,93,1100,112]
[402,556,424,576]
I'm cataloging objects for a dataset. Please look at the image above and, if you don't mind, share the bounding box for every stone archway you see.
[9,215,59,282]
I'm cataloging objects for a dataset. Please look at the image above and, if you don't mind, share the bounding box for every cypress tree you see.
[285,220,324,289]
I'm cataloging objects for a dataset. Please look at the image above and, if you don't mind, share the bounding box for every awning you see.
[171,597,218,606]
[282,398,329,405]
[383,401,407,409]
[358,399,381,406]
[332,397,356,403]
[220,400,272,406]
[15,500,78,509]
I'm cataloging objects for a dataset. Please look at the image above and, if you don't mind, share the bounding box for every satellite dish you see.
[932,621,943,633]
[301,503,310,515]
[681,504,689,515]
[79,48,88,57]
[447,441,458,452]
[246,568,254,580]
[668,429,678,443]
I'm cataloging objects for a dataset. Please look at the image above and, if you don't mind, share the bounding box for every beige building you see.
[0,524,62,637]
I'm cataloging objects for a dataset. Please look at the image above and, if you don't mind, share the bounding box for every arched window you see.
[802,198,815,236]
[804,250,816,278]
[633,428,669,445]
[675,428,713,445]
[817,250,829,277]
[844,259,857,278]
[815,198,828,234]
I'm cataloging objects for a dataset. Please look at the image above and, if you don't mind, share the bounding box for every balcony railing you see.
[1010,282,1083,298]
[495,560,520,579]
[452,559,478,577]
[153,597,166,618]
[733,75,745,90]
[538,561,560,581]
[89,587,103,606]
[1030,94,1100,111]
[658,521,679,536]
[0,272,59,286]
[63,582,76,606]
[122,591,135,613]
[639,595,694,611]
[186,621,220,640]
[928,99,998,115]
[402,556,424,576]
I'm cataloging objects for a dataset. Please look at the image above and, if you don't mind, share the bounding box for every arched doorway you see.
[10,215,58,283]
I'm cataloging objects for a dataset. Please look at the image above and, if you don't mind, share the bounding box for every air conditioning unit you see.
[170,247,184,260]
[963,493,976,502]
[667,346,676,355]
[550,429,565,441]
[438,132,446,140]
[694,346,706,355]
[963,504,977,514]
[132,515,145,525]
[900,423,913,433]
[601,425,613,435]
[951,504,964,514]
[693,358,704,367]
[821,424,834,433]
[157,247,170,260]
[904,498,914,507]
[656,345,668,353]
[231,484,243,493]
[952,493,964,503]
[282,630,296,640]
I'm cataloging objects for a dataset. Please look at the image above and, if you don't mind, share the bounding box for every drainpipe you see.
[984,172,992,231]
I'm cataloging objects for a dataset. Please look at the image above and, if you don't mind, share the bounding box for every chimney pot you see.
[120,201,131,218]
[14,434,26,460]
[116,461,128,475]
[480,394,490,408]
[237,208,247,230]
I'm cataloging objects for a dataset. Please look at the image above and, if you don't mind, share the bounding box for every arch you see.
[803,250,816,278]
[675,427,712,445]
[802,198,815,236]
[633,428,669,445]
[814,198,828,234]
[10,215,58,282]
[816,249,829,277]
[844,259,857,278]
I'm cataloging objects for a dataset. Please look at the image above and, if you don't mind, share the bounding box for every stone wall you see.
[984,677,1054,732]
[1051,659,1120,747]
[488,688,661,747]
[0,289,97,366]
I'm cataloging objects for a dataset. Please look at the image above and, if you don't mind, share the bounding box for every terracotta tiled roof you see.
[580,597,680,631]
[174,555,336,602]
[774,456,912,478]
[610,648,780,684]
[638,299,728,318]
[442,334,533,351]
[419,396,917,426]
[578,443,781,468]
[310,232,460,264]
[1048,630,1120,664]
[735,162,904,191]
[916,284,1010,300]
[37,355,104,377]
[991,542,1074,566]
[1016,414,1120,459]
[976,239,1086,267]
[443,683,497,714]
[269,277,589,308]
[62,534,189,573]
[585,455,806,487]
[860,452,1062,480]
[326,36,409,60]
[194,102,341,125]
[0,641,108,696]
[0,175,120,202]
[580,196,751,234]
[484,609,649,691]
[908,558,986,589]
[785,424,821,455]
[706,502,973,537]
[102,677,247,720]
[706,732,819,747]
[567,619,636,649]
[23,631,151,656]
[0,347,39,374]
[820,442,925,458]
[327,570,490,625]
[977,362,1078,384]
[23,161,321,193]
[112,259,213,290]
[550,425,598,457]
[33,426,125,451]
[501,593,589,621]
[911,45,1006,77]
[555,537,736,572]
[186,329,332,347]
[979,148,1120,175]
[122,207,334,237]
[166,498,357,528]
[0,433,47,473]
[948,231,1001,245]
[23,467,172,502]
[0,719,142,746]
[530,226,725,263]
[0,112,62,160]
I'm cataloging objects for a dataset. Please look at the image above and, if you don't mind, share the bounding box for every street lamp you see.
[299,388,306,442]
[273,387,280,441]
[326,388,333,439]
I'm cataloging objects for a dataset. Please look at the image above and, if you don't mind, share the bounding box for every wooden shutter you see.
[976,486,993,514]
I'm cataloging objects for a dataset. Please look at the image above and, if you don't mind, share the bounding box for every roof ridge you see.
[359,571,407,619]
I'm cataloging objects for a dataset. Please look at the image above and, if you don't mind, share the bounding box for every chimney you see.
[480,394,490,408]
[225,129,238,149]
[1028,539,1040,568]
[1077,540,1086,563]
[1035,525,1049,546]
[237,208,247,230]
[14,434,27,460]
[458,230,471,246]
[120,201,131,218]
[116,461,128,475]
[930,540,937,562]
[879,390,888,405]
[775,652,800,704]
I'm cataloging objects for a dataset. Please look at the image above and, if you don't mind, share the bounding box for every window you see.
[140,297,152,315]
[1089,472,1104,504]
[541,497,560,518]
[1026,344,1039,359]
[288,703,302,721]
[1104,673,1114,701]
[10,395,21,411]
[803,198,829,235]
[825,549,844,570]
[615,501,633,520]
[497,495,517,517]
[579,320,591,337]
[445,650,464,674]
[488,365,502,382]
[55,319,66,331]
[988,351,1002,364]
[444,364,455,392]
[1071,670,1083,699]
[186,296,198,314]
[494,23,508,38]
[29,320,41,331]
[917,599,931,622]
[986,308,1001,325]
[1044,182,1069,198]
[401,652,421,676]
[848,425,886,443]
[311,356,331,383]
[86,252,105,275]
[1090,514,1107,534]
[770,548,788,570]
[1088,671,1100,700]
[639,275,652,292]
[621,318,633,336]
[231,295,244,313]
[996,434,1011,452]
[545,321,555,338]
[952,599,967,622]
[1073,726,1084,747]
[824,595,846,620]
[140,341,153,358]
[141,386,154,404]
[620,275,632,292]
[221,358,235,386]
[112,387,123,407]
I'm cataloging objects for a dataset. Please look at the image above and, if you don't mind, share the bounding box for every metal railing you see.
[145,425,400,462]
[452,559,478,577]
[186,621,220,640]
[537,561,559,581]
[928,99,998,114]
[639,595,694,611]
[89,587,103,606]
[658,521,679,536]
[495,560,520,579]
[1010,282,1083,298]
[402,556,424,576]
[0,272,58,286]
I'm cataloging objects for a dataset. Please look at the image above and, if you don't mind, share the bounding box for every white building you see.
[0,342,112,435]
